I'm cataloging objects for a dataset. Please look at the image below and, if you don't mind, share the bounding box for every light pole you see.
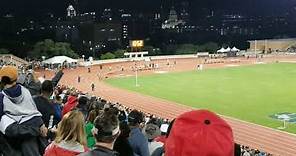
[255,40,257,62]
[82,55,85,61]
[135,61,139,87]
[90,47,94,58]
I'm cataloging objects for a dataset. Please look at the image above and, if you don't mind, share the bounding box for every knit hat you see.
[0,66,18,82]
[165,110,234,156]
[143,124,161,140]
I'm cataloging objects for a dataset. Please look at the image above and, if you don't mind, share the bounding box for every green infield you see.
[106,63,296,133]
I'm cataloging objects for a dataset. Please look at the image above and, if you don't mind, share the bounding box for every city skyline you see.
[1,0,295,18]
[1,0,296,58]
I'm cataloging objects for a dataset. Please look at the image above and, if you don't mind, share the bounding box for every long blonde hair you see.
[55,110,87,145]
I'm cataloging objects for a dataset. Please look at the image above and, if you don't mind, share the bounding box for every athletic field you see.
[106,63,296,133]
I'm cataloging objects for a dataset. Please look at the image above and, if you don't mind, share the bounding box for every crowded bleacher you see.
[0,64,272,156]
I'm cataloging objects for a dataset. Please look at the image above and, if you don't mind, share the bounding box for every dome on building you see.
[67,5,75,11]
[168,7,178,21]
[67,4,77,17]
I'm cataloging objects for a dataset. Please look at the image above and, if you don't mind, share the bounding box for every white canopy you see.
[42,56,77,64]
[225,47,231,52]
[231,47,240,52]
[217,47,226,53]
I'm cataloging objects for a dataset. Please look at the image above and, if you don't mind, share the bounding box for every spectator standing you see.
[62,93,78,117]
[85,110,97,149]
[44,110,89,156]
[154,124,169,144]
[128,110,149,156]
[91,83,95,92]
[0,66,46,156]
[17,69,63,96]
[143,124,163,156]
[113,122,134,156]
[78,75,81,83]
[79,108,120,156]
[76,96,89,119]
[33,80,60,141]
[53,95,63,122]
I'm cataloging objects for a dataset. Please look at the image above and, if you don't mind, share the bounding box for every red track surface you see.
[44,56,296,155]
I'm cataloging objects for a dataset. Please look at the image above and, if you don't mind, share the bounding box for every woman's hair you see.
[87,110,97,123]
[93,108,120,143]
[55,110,86,145]
[119,121,130,139]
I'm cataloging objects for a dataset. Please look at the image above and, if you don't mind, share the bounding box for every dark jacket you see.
[33,96,59,128]
[78,145,119,156]
[0,132,21,156]
[33,95,60,141]
[113,136,134,156]
[4,117,46,156]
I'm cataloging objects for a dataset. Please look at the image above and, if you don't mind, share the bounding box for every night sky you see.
[0,0,295,17]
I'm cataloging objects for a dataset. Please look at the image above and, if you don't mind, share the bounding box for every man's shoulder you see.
[78,149,118,156]
[33,96,49,105]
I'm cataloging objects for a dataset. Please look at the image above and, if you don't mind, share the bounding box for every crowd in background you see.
[0,64,273,156]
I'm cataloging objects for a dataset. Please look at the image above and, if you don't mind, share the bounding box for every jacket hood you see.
[3,85,24,104]
[67,96,77,104]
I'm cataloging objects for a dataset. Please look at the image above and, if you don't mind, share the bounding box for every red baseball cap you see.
[165,110,234,156]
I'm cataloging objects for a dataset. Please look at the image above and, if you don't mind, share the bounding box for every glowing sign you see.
[131,40,144,48]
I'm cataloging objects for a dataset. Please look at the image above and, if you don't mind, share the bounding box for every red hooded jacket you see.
[44,142,88,156]
[62,96,77,117]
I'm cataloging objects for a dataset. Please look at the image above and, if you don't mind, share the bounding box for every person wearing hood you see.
[62,92,78,117]
[0,66,47,156]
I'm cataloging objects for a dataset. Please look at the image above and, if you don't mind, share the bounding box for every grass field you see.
[106,63,296,133]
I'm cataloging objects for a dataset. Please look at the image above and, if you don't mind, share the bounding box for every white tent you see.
[225,47,231,52]
[217,47,226,53]
[42,56,77,64]
[231,47,240,52]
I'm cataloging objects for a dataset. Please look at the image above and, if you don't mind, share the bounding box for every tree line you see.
[0,39,225,60]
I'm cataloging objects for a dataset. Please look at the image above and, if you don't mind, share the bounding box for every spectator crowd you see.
[0,65,272,156]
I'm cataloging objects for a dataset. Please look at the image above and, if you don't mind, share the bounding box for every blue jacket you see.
[128,128,149,156]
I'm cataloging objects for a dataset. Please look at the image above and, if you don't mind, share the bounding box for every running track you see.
[45,56,296,155]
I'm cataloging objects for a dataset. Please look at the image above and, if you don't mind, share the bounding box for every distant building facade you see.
[162,7,185,29]
[248,38,296,53]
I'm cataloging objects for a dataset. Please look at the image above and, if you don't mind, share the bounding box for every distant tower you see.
[162,6,184,29]
[67,4,77,18]
[180,1,190,23]
[168,7,178,22]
